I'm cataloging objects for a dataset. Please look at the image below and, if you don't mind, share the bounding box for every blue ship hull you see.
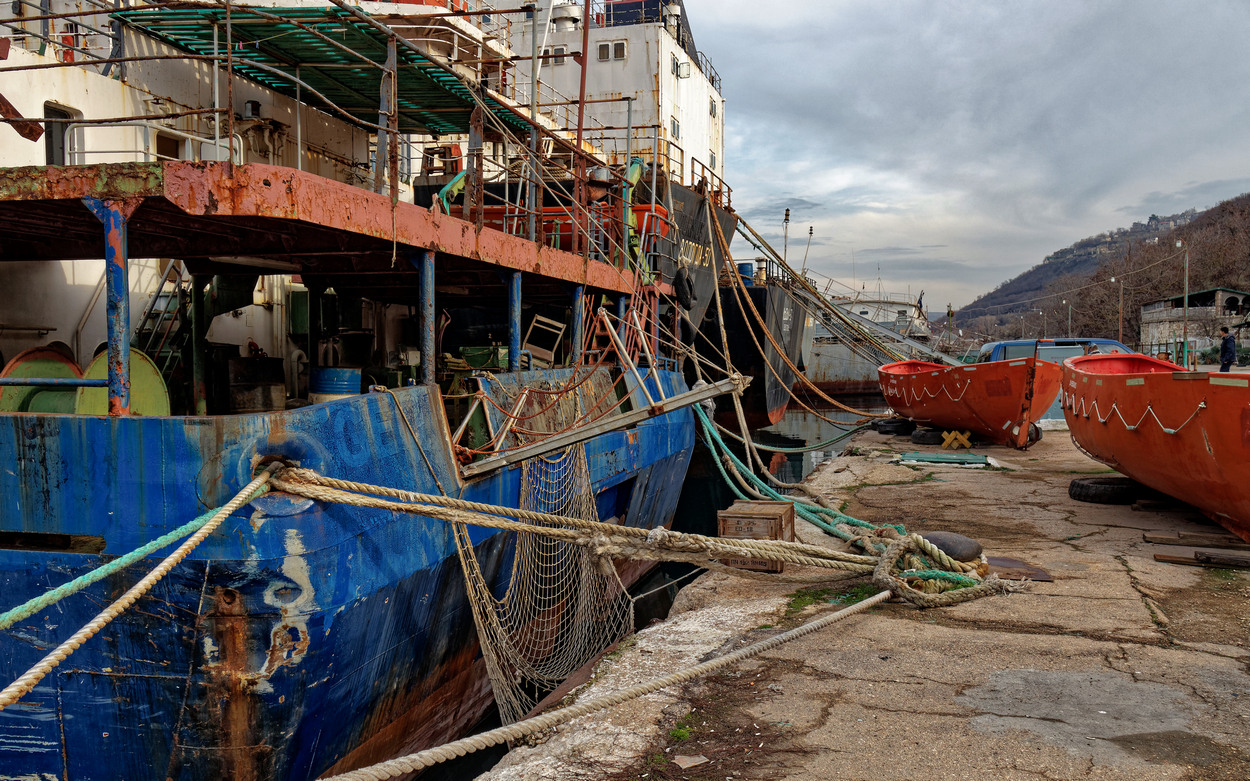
[0,367,694,780]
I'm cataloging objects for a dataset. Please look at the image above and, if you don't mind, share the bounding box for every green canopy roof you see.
[116,5,530,135]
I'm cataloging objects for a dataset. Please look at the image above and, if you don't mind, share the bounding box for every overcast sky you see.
[693,0,1250,310]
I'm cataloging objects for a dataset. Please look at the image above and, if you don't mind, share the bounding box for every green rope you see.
[694,407,899,551]
[902,569,981,587]
[0,485,270,631]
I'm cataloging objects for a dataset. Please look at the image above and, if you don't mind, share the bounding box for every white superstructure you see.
[506,0,724,186]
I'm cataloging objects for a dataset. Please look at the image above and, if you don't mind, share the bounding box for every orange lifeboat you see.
[1063,353,1250,542]
[878,358,1062,448]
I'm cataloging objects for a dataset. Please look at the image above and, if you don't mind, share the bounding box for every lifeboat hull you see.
[878,358,1062,448]
[1062,353,1250,542]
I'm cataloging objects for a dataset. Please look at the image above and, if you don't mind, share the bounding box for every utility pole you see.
[1062,299,1072,338]
[1111,277,1124,344]
[1178,240,1189,367]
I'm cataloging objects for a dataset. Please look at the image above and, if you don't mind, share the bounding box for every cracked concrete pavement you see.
[481,430,1250,781]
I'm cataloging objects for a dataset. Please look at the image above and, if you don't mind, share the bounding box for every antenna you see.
[800,225,813,275]
[782,208,790,262]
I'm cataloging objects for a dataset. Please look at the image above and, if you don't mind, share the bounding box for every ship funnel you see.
[551,2,580,32]
[664,2,681,33]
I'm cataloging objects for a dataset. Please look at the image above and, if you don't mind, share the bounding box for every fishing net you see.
[451,439,635,724]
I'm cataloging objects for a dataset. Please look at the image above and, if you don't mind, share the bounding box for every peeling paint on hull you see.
[0,369,695,780]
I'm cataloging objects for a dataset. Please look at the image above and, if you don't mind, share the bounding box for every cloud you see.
[691,0,1250,306]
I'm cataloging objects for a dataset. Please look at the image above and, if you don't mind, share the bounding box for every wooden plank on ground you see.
[1143,533,1250,550]
[1194,551,1250,568]
[1154,553,1250,569]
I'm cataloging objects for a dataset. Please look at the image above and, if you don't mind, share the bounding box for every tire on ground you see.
[910,428,945,445]
[874,418,916,436]
[1068,476,1147,505]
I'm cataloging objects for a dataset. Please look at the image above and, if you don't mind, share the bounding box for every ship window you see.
[598,42,610,61]
[613,41,626,60]
[44,103,73,165]
[155,132,182,161]
[709,152,716,170]
[671,53,679,75]
[709,97,717,117]
[671,117,680,139]
[553,45,566,65]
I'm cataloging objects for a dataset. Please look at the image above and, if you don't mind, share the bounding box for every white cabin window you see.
[553,45,566,65]
[709,152,716,170]
[709,98,717,117]
[613,41,626,60]
[44,103,74,165]
[671,117,680,140]
[598,42,611,61]
[671,53,679,75]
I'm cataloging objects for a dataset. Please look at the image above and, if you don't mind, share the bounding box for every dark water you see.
[754,395,889,483]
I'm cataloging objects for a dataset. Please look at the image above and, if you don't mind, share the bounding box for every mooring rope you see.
[0,464,280,711]
[322,590,894,781]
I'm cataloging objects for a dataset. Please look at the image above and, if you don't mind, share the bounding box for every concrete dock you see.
[481,429,1250,780]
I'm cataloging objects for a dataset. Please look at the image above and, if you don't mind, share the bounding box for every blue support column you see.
[84,198,140,416]
[419,250,436,385]
[508,271,522,371]
[571,284,585,364]
[616,295,628,340]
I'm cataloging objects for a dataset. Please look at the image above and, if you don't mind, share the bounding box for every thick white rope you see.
[0,464,279,710]
[322,590,893,780]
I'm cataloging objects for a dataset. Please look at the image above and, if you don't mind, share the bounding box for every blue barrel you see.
[737,261,755,286]
[309,367,362,396]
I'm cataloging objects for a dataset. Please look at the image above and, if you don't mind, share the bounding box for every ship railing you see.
[66,121,243,165]
[1,0,125,73]
[689,157,731,209]
[696,51,722,94]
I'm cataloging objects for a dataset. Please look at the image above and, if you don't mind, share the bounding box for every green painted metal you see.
[75,348,171,416]
[898,452,990,466]
[114,7,531,135]
[0,347,83,413]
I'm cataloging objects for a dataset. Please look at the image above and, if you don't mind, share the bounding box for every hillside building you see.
[1139,287,1249,363]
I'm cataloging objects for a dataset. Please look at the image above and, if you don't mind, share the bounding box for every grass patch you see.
[785,586,838,615]
[668,711,697,742]
[829,583,880,605]
[1207,568,1241,583]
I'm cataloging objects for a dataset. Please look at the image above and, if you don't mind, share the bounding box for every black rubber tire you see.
[1068,476,1147,505]
[910,428,945,445]
[874,418,916,436]
[1027,423,1043,445]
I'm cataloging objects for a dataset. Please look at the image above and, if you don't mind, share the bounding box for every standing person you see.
[1218,326,1236,372]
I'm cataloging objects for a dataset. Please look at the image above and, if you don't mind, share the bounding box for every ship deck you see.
[0,161,643,304]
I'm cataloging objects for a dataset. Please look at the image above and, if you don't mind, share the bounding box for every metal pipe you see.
[0,377,107,387]
[508,271,522,371]
[460,371,744,478]
[213,25,220,157]
[295,64,302,171]
[83,198,137,415]
[571,284,585,364]
[419,250,436,384]
[572,0,591,255]
[191,274,208,414]
[526,4,538,241]
[225,0,234,177]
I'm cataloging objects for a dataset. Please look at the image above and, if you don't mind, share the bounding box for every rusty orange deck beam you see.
[0,161,663,295]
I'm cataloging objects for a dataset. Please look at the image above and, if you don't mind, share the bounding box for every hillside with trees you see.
[955,198,1250,345]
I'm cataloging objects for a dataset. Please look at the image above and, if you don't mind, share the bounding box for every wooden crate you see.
[717,500,795,573]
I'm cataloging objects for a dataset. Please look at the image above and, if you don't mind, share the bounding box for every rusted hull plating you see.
[1062,354,1250,542]
[704,283,804,429]
[0,369,695,779]
[878,358,1062,448]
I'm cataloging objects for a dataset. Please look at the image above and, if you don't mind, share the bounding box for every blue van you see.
[976,338,1133,422]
